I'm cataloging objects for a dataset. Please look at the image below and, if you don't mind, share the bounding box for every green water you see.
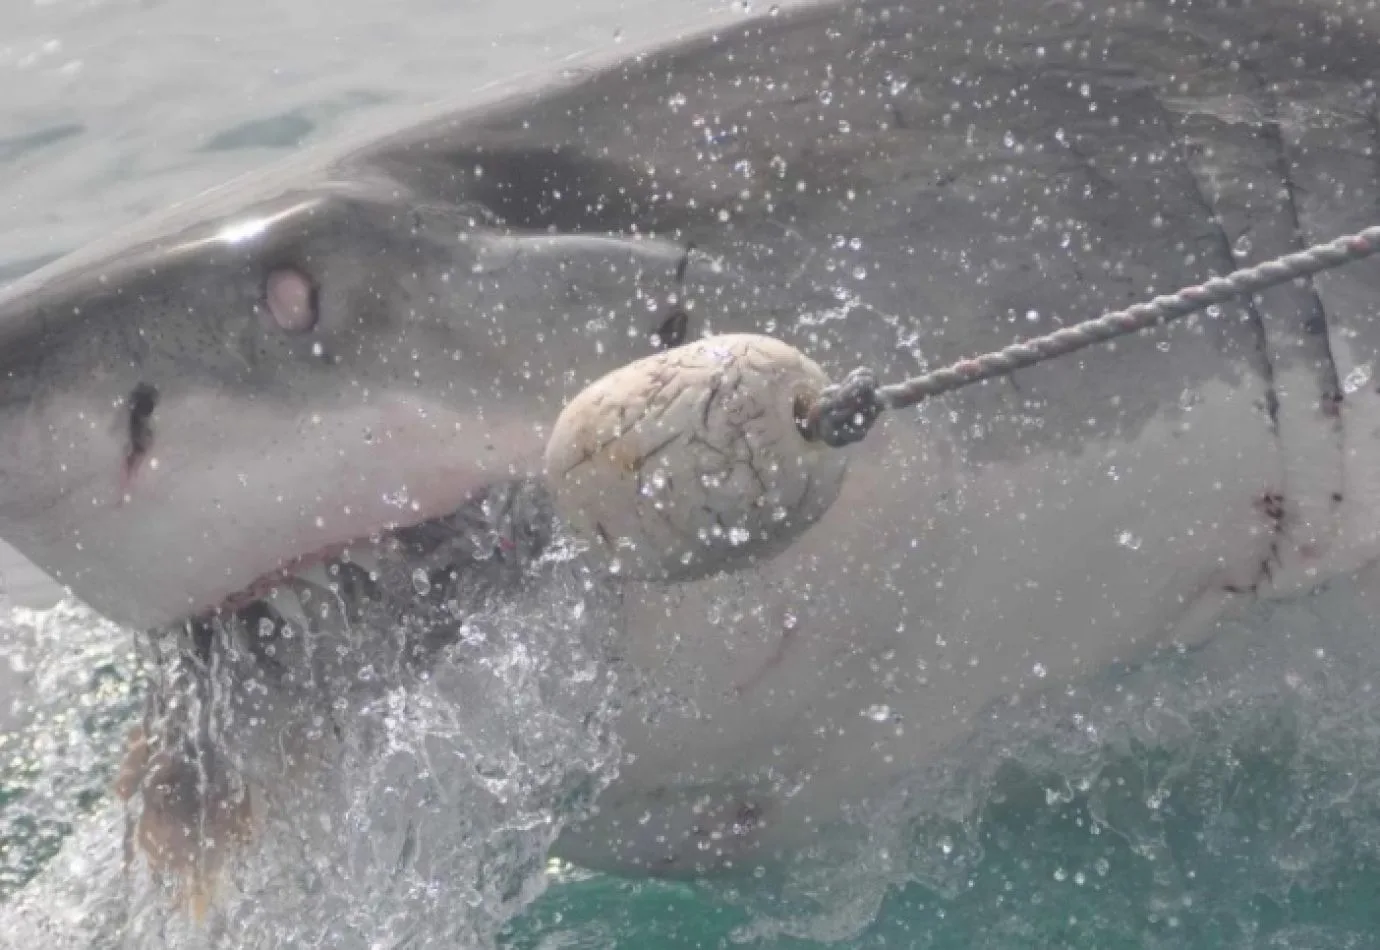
[507,726,1380,948]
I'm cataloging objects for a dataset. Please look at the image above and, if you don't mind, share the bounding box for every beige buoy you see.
[544,333,851,583]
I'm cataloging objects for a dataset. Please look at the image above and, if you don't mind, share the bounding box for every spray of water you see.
[1,482,626,950]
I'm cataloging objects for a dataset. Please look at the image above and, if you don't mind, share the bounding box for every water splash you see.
[0,599,141,902]
[1,485,625,950]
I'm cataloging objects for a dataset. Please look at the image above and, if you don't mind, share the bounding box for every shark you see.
[3,0,1380,914]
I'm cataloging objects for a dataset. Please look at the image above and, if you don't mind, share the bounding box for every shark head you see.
[0,152,740,631]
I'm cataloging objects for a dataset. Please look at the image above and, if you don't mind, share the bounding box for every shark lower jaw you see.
[189,477,564,636]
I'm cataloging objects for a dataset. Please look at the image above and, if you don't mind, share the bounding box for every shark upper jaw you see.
[117,467,523,633]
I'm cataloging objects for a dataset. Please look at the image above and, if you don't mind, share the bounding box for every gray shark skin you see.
[5,0,1380,894]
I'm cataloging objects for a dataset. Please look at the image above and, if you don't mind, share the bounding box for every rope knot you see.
[798,366,884,447]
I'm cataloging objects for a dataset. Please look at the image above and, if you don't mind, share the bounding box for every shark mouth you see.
[129,475,613,795]
[183,478,582,679]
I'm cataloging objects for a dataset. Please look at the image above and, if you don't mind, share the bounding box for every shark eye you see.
[262,267,318,333]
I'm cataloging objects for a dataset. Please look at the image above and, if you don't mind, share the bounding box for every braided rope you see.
[803,225,1380,447]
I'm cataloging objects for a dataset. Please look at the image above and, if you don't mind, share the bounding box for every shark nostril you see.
[121,381,158,491]
[262,267,318,333]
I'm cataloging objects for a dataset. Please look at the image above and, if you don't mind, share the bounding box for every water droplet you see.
[939,836,954,855]
[728,526,751,546]
[1117,530,1142,551]
[1343,363,1372,394]
[1032,662,1048,678]
[1234,234,1253,256]
[411,569,431,596]
[1025,309,1040,322]
[699,472,726,490]
[1053,867,1068,882]
[1094,857,1110,877]
[862,704,892,722]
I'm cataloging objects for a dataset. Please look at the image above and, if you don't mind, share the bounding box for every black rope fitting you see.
[798,367,884,447]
